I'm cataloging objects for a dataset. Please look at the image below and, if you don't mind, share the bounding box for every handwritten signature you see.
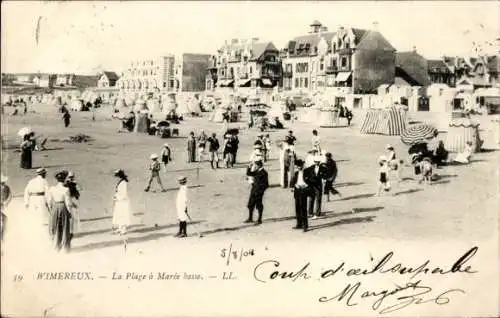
[319,280,465,314]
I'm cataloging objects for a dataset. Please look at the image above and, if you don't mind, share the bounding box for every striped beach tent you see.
[445,118,482,153]
[360,108,407,135]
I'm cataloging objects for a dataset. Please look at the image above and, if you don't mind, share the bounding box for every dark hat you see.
[295,159,305,167]
[114,169,126,178]
[325,152,332,158]
[177,176,187,183]
[55,171,67,182]
[254,159,263,166]
[36,167,47,175]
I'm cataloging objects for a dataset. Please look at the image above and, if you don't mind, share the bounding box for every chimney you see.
[372,21,379,30]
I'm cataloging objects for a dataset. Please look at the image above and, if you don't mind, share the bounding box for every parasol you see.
[401,124,438,145]
[17,127,33,137]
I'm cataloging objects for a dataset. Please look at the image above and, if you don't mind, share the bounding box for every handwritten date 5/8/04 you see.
[220,244,255,266]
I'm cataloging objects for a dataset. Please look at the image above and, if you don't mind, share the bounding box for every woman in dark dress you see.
[63,110,71,127]
[433,140,449,167]
[20,134,33,169]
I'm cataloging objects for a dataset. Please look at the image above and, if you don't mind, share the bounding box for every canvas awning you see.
[336,72,352,82]
[238,79,251,87]
[219,80,234,87]
[262,79,273,86]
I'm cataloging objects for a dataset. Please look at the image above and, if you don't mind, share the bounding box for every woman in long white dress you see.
[112,170,132,235]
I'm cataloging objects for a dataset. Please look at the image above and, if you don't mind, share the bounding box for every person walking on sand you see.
[244,160,269,225]
[175,176,189,238]
[376,156,391,196]
[289,159,310,232]
[62,109,71,128]
[207,133,220,169]
[197,130,208,162]
[24,168,51,246]
[187,132,196,163]
[144,154,166,192]
[20,134,34,169]
[112,170,132,235]
[47,171,73,253]
[312,130,321,153]
[160,143,172,174]
[64,171,81,236]
[323,152,340,202]
[304,155,327,219]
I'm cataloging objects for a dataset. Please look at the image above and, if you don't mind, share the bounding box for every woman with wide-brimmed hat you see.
[112,169,132,235]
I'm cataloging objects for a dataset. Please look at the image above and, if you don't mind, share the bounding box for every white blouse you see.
[114,180,129,201]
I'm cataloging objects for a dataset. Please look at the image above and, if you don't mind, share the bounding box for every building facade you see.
[174,53,211,92]
[97,71,119,88]
[206,38,281,92]
[116,55,176,93]
[281,21,396,95]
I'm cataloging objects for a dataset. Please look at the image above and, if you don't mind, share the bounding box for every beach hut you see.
[360,107,407,135]
[70,99,84,111]
[445,117,482,153]
[115,98,126,108]
[147,99,161,113]
[187,98,202,114]
[474,87,500,114]
[319,106,341,127]
[427,83,455,113]
[134,112,149,133]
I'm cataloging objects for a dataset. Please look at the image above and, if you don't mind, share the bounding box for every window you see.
[345,42,350,49]
[249,67,253,74]
[299,78,303,87]
[295,78,299,88]
[169,80,174,88]
[163,82,167,88]
[304,78,308,88]
[341,57,347,68]
[320,63,324,71]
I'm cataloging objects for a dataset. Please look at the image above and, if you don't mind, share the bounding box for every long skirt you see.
[20,148,32,169]
[112,199,132,229]
[49,202,72,252]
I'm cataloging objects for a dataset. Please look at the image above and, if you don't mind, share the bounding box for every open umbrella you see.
[401,124,438,145]
[17,126,33,137]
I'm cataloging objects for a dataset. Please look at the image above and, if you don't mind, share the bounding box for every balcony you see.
[337,48,353,55]
[325,66,337,74]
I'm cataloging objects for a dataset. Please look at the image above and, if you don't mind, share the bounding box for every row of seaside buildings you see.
[3,21,499,99]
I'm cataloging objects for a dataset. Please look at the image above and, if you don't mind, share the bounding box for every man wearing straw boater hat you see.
[175,176,189,237]
[144,154,166,192]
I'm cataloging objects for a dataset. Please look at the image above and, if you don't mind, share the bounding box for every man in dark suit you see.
[289,159,309,232]
[304,155,326,219]
[245,160,269,225]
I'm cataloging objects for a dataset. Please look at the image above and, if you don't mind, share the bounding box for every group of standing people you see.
[20,168,81,253]
[187,130,239,169]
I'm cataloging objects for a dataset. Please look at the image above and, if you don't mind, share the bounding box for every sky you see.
[1,1,499,74]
